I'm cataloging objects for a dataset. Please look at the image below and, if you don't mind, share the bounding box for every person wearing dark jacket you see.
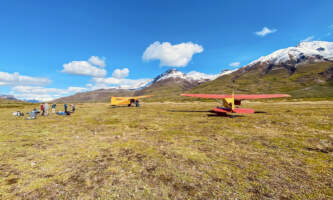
[51,104,56,113]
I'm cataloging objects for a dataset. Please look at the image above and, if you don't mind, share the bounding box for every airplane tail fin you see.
[232,79,235,110]
[232,91,235,110]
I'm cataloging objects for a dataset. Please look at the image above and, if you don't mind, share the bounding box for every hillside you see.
[134,69,199,101]
[53,88,135,103]
[189,41,333,99]
[189,61,333,98]
[134,77,200,101]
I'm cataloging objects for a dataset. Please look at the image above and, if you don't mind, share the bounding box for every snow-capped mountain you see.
[134,69,230,97]
[247,41,333,67]
[152,69,225,83]
[152,69,186,83]
[191,41,333,97]
[115,79,153,90]
[186,71,220,81]
[219,69,238,76]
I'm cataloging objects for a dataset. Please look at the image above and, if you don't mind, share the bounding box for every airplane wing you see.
[181,94,290,99]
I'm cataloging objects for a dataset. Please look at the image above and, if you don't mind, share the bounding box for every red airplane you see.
[181,93,290,115]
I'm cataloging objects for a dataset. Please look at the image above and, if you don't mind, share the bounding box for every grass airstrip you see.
[0,100,332,199]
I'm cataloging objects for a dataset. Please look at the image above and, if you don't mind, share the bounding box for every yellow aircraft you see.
[110,95,152,107]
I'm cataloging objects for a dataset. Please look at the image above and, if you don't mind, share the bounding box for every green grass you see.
[0,101,332,199]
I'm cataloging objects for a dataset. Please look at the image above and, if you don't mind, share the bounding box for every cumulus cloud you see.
[90,67,152,89]
[67,87,88,93]
[0,71,50,86]
[301,35,315,42]
[93,77,152,89]
[61,56,107,77]
[229,62,240,67]
[255,27,277,37]
[62,61,106,77]
[88,56,106,67]
[12,86,65,94]
[142,41,203,67]
[11,86,88,102]
[112,68,130,78]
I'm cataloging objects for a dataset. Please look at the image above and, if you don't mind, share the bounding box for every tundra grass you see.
[0,101,332,199]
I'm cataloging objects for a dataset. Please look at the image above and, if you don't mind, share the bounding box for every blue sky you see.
[0,0,333,101]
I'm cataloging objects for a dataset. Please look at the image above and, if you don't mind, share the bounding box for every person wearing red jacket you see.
[40,104,45,116]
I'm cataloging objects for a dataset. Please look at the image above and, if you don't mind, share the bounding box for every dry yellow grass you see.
[0,101,332,199]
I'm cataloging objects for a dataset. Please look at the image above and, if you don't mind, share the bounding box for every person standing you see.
[40,104,45,116]
[44,103,49,116]
[52,104,56,113]
[64,104,68,113]
[71,104,75,113]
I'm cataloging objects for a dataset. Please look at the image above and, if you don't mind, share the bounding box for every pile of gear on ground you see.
[12,103,76,120]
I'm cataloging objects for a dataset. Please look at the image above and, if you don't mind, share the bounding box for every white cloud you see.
[229,62,240,67]
[329,25,333,29]
[142,41,203,67]
[11,86,88,102]
[67,87,87,93]
[12,86,65,94]
[112,68,130,78]
[186,71,220,81]
[93,77,152,89]
[86,83,93,88]
[90,67,151,89]
[61,56,107,77]
[0,71,50,86]
[88,56,106,67]
[301,35,315,42]
[255,27,277,37]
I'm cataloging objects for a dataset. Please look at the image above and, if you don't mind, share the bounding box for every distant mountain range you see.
[4,41,333,103]
[0,95,17,101]
[0,95,42,103]
[52,41,333,102]
[24,99,41,103]
[133,69,235,101]
[52,69,227,103]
